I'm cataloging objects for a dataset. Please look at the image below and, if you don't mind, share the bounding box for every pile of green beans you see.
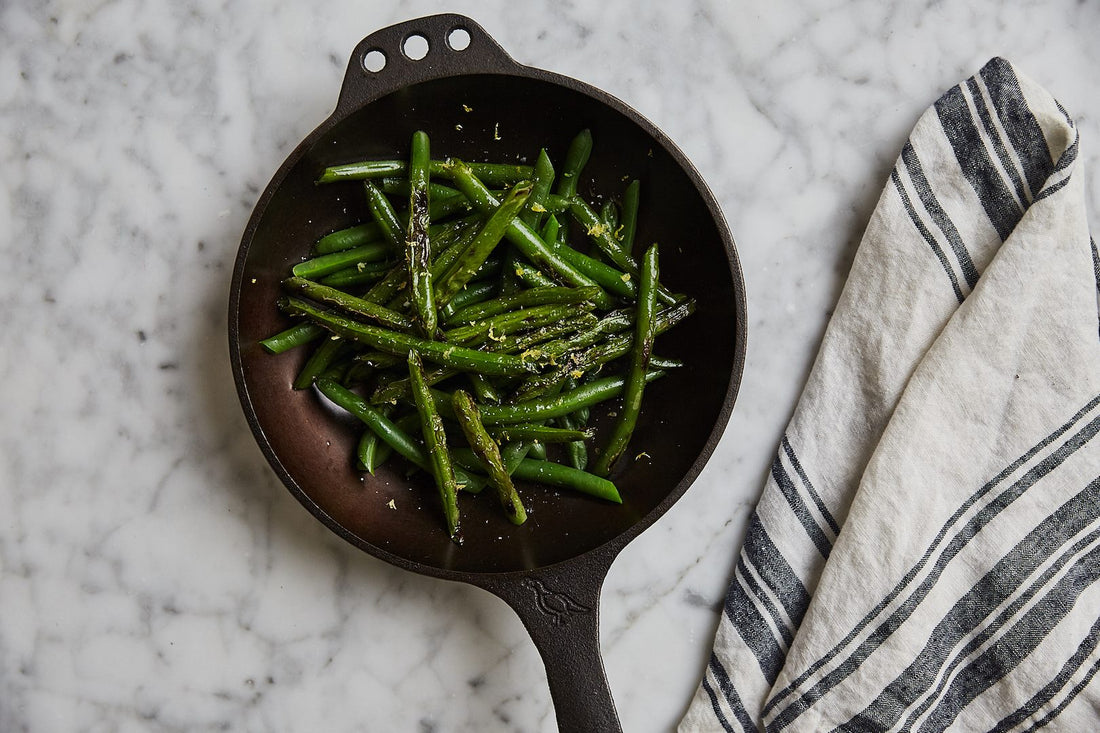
[260,130,693,544]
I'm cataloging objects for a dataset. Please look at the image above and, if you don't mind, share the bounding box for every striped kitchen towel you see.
[681,58,1100,732]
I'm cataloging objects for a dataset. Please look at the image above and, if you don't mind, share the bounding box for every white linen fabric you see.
[681,58,1100,732]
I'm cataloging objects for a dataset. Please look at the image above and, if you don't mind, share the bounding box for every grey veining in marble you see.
[3,0,1099,730]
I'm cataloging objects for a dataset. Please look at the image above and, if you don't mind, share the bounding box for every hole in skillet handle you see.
[402,33,429,61]
[336,14,519,116]
[447,27,471,51]
[361,49,386,73]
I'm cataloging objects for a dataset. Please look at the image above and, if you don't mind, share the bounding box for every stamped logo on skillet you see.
[522,578,592,624]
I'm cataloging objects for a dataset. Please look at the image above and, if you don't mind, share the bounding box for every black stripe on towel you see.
[845,478,1100,731]
[979,57,1055,199]
[725,572,786,683]
[708,652,758,732]
[737,557,795,647]
[1091,238,1100,342]
[989,613,1100,732]
[781,436,842,536]
[764,398,1100,728]
[1051,133,1079,176]
[701,675,738,733]
[890,167,965,303]
[965,77,1032,207]
[744,512,813,627]
[1033,175,1072,203]
[935,84,1022,242]
[772,456,834,559]
[899,142,980,290]
[1032,136,1078,203]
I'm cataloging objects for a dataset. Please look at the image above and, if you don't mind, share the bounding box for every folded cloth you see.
[681,58,1100,732]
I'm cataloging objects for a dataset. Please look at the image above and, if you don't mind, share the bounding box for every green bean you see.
[436,369,666,425]
[280,296,534,377]
[443,286,601,327]
[357,427,391,473]
[568,196,637,274]
[542,196,574,215]
[555,129,592,200]
[488,423,594,443]
[408,352,462,541]
[620,179,640,255]
[315,378,483,493]
[442,159,613,308]
[552,240,637,300]
[499,441,532,474]
[282,277,415,331]
[357,404,394,473]
[438,280,498,321]
[317,160,533,186]
[601,200,620,230]
[259,322,325,354]
[512,458,620,502]
[540,214,560,247]
[405,131,437,337]
[648,355,684,370]
[316,159,405,183]
[453,449,621,503]
[468,373,502,404]
[318,259,394,288]
[452,391,526,525]
[527,442,548,460]
[521,148,555,228]
[562,414,588,470]
[511,259,557,289]
[292,242,391,280]
[315,222,383,254]
[435,182,532,307]
[353,350,402,369]
[363,180,404,249]
[293,336,345,390]
[593,244,659,476]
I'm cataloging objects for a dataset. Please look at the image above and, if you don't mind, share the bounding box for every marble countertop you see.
[3,1,1099,731]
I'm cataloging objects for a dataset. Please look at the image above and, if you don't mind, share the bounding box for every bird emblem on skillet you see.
[522,578,591,624]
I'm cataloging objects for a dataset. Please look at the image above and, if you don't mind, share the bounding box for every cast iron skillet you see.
[229,14,746,732]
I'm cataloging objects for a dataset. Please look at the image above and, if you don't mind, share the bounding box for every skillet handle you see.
[336,14,521,115]
[479,550,623,733]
